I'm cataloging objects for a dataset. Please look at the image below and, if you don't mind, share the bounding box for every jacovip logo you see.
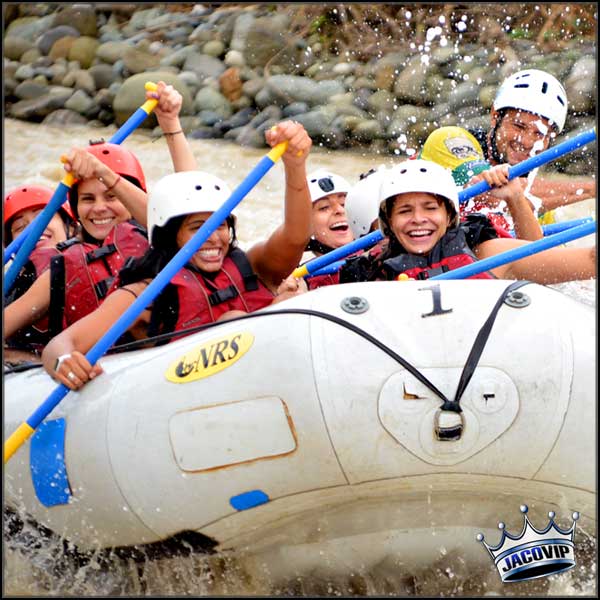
[477,505,579,583]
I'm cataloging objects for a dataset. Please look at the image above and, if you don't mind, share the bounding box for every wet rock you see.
[96,41,133,64]
[394,55,438,105]
[282,102,309,118]
[14,81,50,101]
[194,87,232,118]
[224,50,245,68]
[48,36,77,62]
[37,26,81,55]
[5,15,55,42]
[219,67,242,102]
[235,125,267,148]
[67,36,100,69]
[4,37,35,61]
[14,65,36,81]
[182,52,226,84]
[64,89,95,114]
[88,64,115,90]
[203,40,225,58]
[21,48,43,64]
[42,108,89,126]
[9,87,74,120]
[62,69,96,95]
[565,56,596,114]
[52,5,98,37]
[122,46,161,74]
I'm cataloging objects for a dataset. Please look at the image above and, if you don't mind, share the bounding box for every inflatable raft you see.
[3,280,595,573]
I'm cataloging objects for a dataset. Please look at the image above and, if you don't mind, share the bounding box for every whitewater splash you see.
[3,512,596,596]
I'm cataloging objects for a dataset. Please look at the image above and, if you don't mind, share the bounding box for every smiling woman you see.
[3,144,150,360]
[39,120,314,391]
[305,169,354,257]
[340,159,596,284]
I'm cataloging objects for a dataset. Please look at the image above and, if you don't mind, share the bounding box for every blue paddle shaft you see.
[309,217,595,279]
[309,259,348,277]
[459,128,596,203]
[4,221,33,263]
[28,154,280,428]
[303,230,384,276]
[3,100,157,293]
[430,220,596,280]
[300,128,597,278]
[109,106,154,145]
[540,217,593,236]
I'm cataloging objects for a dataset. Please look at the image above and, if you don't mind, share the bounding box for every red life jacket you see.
[54,221,149,326]
[5,245,64,354]
[461,205,513,238]
[153,248,274,340]
[381,227,495,280]
[399,253,494,280]
[307,271,339,290]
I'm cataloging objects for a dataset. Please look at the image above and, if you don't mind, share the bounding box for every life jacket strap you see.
[86,243,117,263]
[94,276,115,300]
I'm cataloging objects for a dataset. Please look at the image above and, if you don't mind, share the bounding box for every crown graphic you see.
[477,505,579,583]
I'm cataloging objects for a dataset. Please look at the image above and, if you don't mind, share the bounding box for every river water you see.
[3,118,596,596]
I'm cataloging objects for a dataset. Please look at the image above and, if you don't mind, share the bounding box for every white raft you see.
[3,280,595,572]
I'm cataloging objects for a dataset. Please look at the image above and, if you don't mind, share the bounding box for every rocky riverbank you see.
[3,3,597,174]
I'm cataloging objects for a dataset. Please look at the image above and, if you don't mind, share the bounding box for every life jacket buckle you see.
[86,243,116,263]
[208,285,238,306]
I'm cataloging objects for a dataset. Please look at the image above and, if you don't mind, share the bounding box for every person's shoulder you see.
[460,213,499,247]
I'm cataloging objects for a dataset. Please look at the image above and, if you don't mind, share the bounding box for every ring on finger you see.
[67,371,76,382]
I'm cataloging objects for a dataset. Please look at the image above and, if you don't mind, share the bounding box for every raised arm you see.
[531,176,596,213]
[147,81,197,172]
[247,121,313,289]
[475,238,596,283]
[468,164,543,241]
[63,148,148,226]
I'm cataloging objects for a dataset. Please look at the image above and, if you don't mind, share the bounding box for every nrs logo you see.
[166,332,254,383]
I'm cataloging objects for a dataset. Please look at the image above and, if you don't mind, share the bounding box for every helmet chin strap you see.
[489,111,505,165]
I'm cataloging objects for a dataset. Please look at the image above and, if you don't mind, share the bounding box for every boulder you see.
[113,71,193,127]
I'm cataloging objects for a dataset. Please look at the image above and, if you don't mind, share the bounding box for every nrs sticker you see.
[166,332,254,383]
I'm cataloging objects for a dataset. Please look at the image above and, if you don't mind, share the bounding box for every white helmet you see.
[345,166,387,237]
[493,69,567,133]
[147,171,233,244]
[307,169,351,203]
[379,159,459,221]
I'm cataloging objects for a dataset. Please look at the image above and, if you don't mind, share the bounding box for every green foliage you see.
[509,27,533,40]
[309,14,328,35]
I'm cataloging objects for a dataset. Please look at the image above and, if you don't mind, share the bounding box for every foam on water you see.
[3,514,597,596]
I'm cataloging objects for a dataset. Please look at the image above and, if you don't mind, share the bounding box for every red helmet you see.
[4,184,75,243]
[68,142,147,217]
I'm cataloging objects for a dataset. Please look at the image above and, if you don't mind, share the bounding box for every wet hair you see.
[489,108,509,164]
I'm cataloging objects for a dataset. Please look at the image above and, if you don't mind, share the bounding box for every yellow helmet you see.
[419,126,484,171]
